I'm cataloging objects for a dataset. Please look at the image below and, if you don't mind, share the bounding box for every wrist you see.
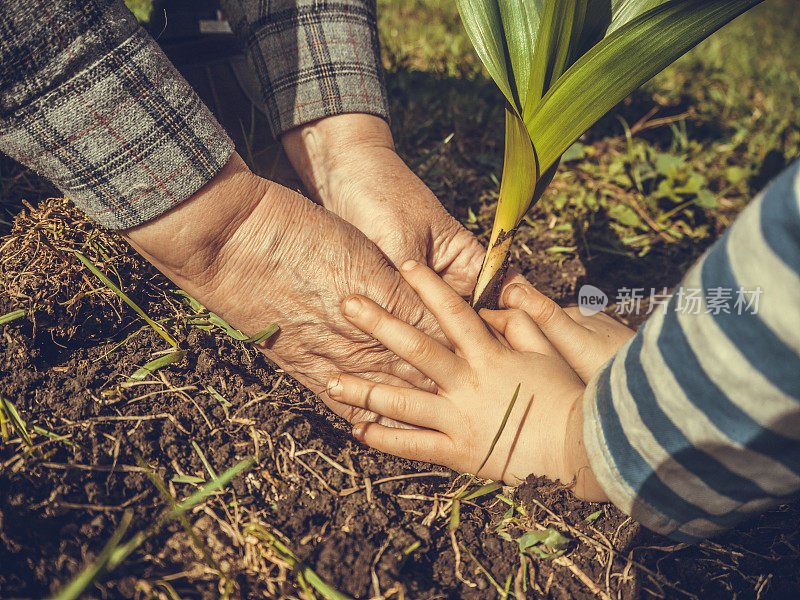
[563,390,608,502]
[281,113,395,206]
[123,153,279,292]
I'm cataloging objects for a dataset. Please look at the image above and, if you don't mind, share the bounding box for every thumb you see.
[500,281,589,354]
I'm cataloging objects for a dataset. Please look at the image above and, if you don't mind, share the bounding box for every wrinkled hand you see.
[124,154,440,425]
[282,114,484,297]
[500,274,635,382]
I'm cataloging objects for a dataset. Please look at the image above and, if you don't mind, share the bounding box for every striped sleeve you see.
[583,160,800,543]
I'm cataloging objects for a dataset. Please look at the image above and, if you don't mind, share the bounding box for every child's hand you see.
[327,261,606,499]
[500,275,635,382]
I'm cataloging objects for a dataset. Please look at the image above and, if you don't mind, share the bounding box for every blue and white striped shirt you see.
[584,160,800,543]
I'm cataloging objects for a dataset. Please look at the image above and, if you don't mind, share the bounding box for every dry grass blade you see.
[476,383,520,476]
[74,250,178,347]
[247,524,356,600]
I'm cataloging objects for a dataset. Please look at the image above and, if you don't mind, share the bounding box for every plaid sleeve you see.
[220,0,390,137]
[0,0,234,230]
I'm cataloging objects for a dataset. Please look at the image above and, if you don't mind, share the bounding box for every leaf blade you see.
[526,0,765,176]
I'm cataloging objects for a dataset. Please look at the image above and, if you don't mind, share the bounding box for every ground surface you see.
[1,1,800,599]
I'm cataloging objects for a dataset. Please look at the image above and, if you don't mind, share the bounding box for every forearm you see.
[0,0,234,231]
[583,161,800,542]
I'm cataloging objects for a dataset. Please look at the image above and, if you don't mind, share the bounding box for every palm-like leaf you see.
[456,0,765,307]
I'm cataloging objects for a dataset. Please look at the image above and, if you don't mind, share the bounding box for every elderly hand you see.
[124,153,441,425]
[282,114,485,297]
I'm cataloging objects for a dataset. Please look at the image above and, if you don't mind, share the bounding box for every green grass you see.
[378,0,800,263]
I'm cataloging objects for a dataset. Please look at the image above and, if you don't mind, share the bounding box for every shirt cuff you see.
[223,0,390,137]
[0,28,234,230]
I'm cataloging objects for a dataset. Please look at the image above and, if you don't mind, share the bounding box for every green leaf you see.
[0,309,25,325]
[654,153,687,179]
[608,0,670,34]
[455,0,515,107]
[695,189,719,209]
[206,385,232,408]
[585,509,603,523]
[725,166,749,185]
[525,0,765,177]
[125,0,154,22]
[516,529,570,551]
[525,0,588,116]
[608,204,643,228]
[463,482,502,501]
[0,395,32,446]
[497,0,543,111]
[129,350,186,381]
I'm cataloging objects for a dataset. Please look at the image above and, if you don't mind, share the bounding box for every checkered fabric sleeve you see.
[221,0,390,137]
[0,0,235,230]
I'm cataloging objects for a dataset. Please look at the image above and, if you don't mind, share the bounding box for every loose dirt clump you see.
[1,200,798,599]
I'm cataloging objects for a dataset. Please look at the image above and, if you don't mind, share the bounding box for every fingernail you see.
[504,284,526,307]
[327,377,342,397]
[343,297,362,318]
[352,422,367,440]
[400,259,418,272]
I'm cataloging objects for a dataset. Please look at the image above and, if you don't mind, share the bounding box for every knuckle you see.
[404,334,435,363]
[530,297,560,326]
[401,436,425,459]
[440,294,468,316]
[385,388,409,417]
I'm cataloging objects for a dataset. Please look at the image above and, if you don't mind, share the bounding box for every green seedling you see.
[74,250,178,348]
[0,308,25,325]
[192,440,219,481]
[129,349,187,381]
[0,395,32,446]
[175,290,279,344]
[456,0,765,307]
[49,458,254,600]
[247,524,356,600]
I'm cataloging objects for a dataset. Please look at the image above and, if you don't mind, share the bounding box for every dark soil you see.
[1,200,799,600]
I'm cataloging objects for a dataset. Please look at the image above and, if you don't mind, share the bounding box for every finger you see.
[328,374,445,430]
[400,260,497,355]
[501,283,595,360]
[352,421,453,466]
[342,294,465,384]
[501,283,586,337]
[479,309,560,355]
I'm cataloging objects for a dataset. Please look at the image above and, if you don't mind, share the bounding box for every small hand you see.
[501,275,635,382]
[282,114,485,296]
[328,260,606,499]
